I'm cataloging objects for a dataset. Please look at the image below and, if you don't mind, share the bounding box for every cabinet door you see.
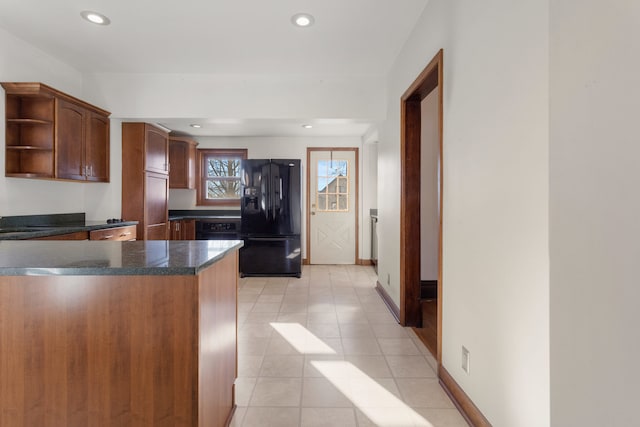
[169,220,181,240]
[56,99,86,180]
[145,172,168,240]
[182,219,196,240]
[145,125,169,174]
[85,112,110,182]
[169,140,189,188]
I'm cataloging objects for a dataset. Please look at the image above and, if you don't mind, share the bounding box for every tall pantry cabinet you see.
[121,123,169,240]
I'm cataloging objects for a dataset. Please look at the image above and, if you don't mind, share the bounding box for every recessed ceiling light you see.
[190,124,202,128]
[80,11,111,26]
[291,13,315,27]
[302,124,313,129]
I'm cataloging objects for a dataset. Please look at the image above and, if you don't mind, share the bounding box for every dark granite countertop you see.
[169,215,240,221]
[0,221,139,240]
[168,209,240,221]
[0,212,138,240]
[0,240,243,276]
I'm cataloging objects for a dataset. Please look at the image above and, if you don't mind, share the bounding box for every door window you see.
[316,159,349,212]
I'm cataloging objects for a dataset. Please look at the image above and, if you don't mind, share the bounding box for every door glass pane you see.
[318,194,327,210]
[337,177,347,194]
[338,195,348,211]
[328,194,337,210]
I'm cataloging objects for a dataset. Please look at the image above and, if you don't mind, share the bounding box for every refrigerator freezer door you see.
[239,236,302,277]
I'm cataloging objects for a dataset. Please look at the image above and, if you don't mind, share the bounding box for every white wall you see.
[1,28,383,223]
[0,26,120,220]
[361,140,378,261]
[550,1,640,425]
[82,73,386,122]
[377,0,549,425]
[420,90,439,281]
[169,135,373,261]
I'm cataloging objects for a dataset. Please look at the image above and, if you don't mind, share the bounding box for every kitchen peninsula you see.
[0,239,242,426]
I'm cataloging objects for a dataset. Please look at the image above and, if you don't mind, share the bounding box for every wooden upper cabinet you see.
[145,125,169,174]
[1,82,110,182]
[85,112,110,182]
[56,99,86,180]
[169,137,198,189]
[2,84,55,178]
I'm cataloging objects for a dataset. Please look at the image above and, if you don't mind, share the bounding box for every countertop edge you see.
[0,240,244,276]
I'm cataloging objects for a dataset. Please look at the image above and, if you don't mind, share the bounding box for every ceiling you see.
[0,0,428,137]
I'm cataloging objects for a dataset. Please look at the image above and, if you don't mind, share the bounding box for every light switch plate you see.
[462,346,470,374]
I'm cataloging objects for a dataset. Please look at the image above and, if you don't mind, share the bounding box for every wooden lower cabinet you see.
[0,250,238,426]
[89,225,136,241]
[170,219,196,240]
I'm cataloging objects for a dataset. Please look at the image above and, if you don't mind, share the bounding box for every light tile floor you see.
[231,265,468,427]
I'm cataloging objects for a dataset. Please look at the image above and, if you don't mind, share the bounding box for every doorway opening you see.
[400,49,443,365]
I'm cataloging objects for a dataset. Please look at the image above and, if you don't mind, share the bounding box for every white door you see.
[309,149,357,264]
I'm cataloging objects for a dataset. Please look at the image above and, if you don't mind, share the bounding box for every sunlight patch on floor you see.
[312,360,434,427]
[270,319,434,427]
[270,322,337,355]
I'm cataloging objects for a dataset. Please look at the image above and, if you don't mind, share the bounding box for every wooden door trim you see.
[400,49,444,366]
[306,147,359,265]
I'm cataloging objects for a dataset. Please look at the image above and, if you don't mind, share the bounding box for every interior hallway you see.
[231,265,467,427]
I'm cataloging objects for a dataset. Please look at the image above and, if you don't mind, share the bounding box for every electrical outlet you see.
[462,346,470,374]
[387,273,390,285]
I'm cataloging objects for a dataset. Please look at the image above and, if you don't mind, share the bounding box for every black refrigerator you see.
[239,159,302,277]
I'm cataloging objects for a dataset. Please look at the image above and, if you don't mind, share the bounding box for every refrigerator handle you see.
[262,169,269,221]
[271,164,278,221]
[276,177,282,210]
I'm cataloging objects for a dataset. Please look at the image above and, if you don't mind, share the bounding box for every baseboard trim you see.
[303,258,310,265]
[439,366,491,427]
[375,281,400,323]
[357,258,373,266]
[225,404,237,427]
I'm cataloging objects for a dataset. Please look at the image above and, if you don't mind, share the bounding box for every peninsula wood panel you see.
[198,253,238,426]
[0,250,239,426]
